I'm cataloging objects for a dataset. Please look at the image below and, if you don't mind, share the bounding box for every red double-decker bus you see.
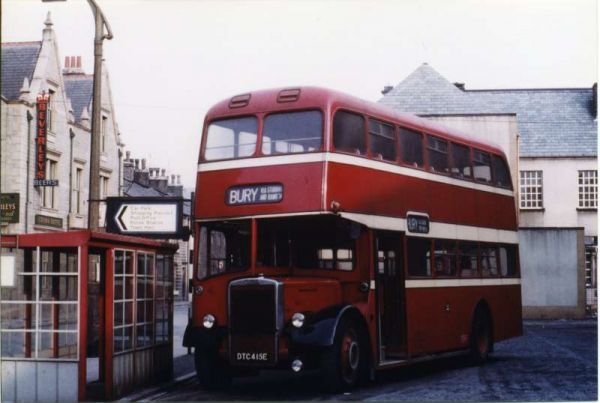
[183,87,522,391]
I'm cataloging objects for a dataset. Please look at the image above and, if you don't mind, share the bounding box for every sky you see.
[1,0,597,188]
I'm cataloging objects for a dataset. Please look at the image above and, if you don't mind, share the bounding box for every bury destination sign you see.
[226,183,283,206]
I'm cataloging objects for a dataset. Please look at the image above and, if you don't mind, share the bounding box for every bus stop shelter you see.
[0,231,178,401]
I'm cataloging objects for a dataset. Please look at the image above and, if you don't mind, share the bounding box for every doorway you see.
[375,231,407,362]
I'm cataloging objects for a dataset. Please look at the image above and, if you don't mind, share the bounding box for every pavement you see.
[123,303,598,402]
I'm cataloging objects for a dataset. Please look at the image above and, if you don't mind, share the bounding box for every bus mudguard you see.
[182,323,226,349]
[288,304,364,346]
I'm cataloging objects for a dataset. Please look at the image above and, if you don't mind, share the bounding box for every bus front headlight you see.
[203,314,216,329]
[292,312,305,328]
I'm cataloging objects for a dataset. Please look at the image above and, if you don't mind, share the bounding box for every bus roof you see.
[205,86,506,156]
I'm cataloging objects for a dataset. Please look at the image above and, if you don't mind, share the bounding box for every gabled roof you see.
[379,64,597,158]
[63,74,93,123]
[122,179,169,197]
[1,41,42,100]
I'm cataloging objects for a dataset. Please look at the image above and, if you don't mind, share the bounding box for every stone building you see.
[122,153,192,300]
[379,64,597,318]
[0,14,123,234]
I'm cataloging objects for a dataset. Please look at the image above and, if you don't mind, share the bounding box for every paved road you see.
[132,319,597,401]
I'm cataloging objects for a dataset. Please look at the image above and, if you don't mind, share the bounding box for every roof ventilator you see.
[229,93,251,109]
[277,88,301,103]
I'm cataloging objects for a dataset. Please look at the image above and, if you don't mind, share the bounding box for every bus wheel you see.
[470,306,493,364]
[321,317,363,392]
[194,347,232,390]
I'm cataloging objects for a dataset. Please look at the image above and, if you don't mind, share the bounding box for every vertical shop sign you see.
[33,94,58,187]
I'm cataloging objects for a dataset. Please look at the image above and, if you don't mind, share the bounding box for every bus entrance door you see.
[375,231,407,362]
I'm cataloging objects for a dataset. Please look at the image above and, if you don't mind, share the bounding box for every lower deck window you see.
[257,216,359,271]
[197,220,251,279]
[407,238,431,277]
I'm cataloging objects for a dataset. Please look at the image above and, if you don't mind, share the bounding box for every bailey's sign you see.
[33,94,58,187]
[0,193,19,224]
[226,183,283,206]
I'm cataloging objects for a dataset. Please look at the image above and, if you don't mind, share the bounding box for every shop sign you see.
[35,214,63,229]
[33,94,57,187]
[0,193,19,224]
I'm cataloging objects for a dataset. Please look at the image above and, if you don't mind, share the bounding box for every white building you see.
[1,14,123,233]
[380,64,597,318]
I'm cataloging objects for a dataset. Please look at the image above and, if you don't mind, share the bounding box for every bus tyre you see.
[194,347,231,390]
[320,317,364,392]
[470,307,493,364]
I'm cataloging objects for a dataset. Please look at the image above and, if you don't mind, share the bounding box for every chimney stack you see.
[142,159,147,170]
[381,85,393,95]
[63,55,85,75]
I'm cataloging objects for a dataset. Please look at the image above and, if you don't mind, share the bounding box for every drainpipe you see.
[68,128,75,221]
[25,110,33,233]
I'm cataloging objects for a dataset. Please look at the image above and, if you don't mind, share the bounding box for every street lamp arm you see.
[87,0,113,40]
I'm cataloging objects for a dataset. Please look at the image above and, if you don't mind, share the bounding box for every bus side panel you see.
[195,162,324,219]
[405,285,522,356]
[326,162,517,231]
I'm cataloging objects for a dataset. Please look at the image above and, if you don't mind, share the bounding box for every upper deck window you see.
[427,135,449,173]
[491,155,512,188]
[399,128,424,168]
[451,143,472,179]
[262,111,322,155]
[473,149,492,183]
[204,117,258,161]
[368,119,396,161]
[333,111,366,155]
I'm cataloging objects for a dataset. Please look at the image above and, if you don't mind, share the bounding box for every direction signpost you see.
[106,197,188,239]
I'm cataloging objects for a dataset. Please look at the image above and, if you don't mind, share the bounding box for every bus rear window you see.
[204,117,258,160]
[262,111,322,155]
[333,111,366,155]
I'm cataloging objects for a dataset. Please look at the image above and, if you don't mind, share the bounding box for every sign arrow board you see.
[105,197,186,239]
[114,203,178,233]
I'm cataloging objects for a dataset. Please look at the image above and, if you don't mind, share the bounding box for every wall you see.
[519,228,586,319]
[519,157,597,237]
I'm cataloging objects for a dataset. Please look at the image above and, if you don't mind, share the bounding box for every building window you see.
[100,176,109,199]
[519,170,543,209]
[101,115,107,153]
[47,89,55,133]
[73,167,83,214]
[42,159,58,209]
[578,170,598,209]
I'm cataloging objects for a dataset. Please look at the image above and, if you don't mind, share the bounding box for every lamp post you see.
[42,0,113,231]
